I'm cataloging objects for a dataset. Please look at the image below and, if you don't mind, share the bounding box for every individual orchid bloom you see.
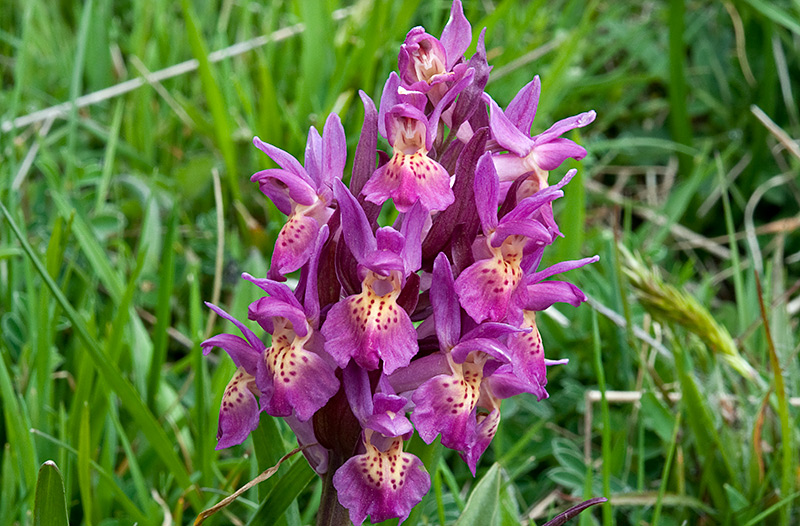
[364,69,474,212]
[454,153,572,323]
[333,430,431,526]
[251,113,346,280]
[323,180,427,374]
[244,273,340,422]
[344,364,414,438]
[397,0,472,100]
[411,254,523,473]
[201,302,265,449]
[486,85,595,199]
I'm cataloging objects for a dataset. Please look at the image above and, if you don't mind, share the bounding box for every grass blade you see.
[0,202,202,511]
[33,461,69,526]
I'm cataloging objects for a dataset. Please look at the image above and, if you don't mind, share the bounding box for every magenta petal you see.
[256,333,339,421]
[399,203,428,274]
[204,302,264,350]
[522,280,587,310]
[201,334,260,375]
[487,96,534,157]
[268,214,320,279]
[241,273,303,311]
[303,224,330,327]
[284,414,329,474]
[247,296,308,336]
[431,253,460,350]
[528,255,599,283]
[506,315,546,388]
[491,218,553,247]
[250,168,317,206]
[450,337,512,364]
[333,438,430,526]
[378,73,402,139]
[474,152,499,235]
[216,368,260,449]
[322,113,346,186]
[534,110,596,144]
[440,0,472,70]
[334,178,378,264]
[366,393,413,437]
[506,76,541,134]
[411,370,479,449]
[363,152,454,212]
[253,136,315,187]
[454,257,522,323]
[460,409,500,475]
[322,292,418,374]
[304,126,323,187]
[532,138,587,171]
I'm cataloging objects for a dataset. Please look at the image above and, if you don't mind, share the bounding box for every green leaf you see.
[33,461,69,526]
[453,464,501,526]
[246,459,316,526]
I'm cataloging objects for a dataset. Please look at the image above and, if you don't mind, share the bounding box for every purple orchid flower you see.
[244,272,340,422]
[454,152,574,323]
[397,0,472,100]
[322,179,428,374]
[201,303,265,450]
[486,85,595,199]
[333,430,431,526]
[251,113,346,281]
[409,253,527,473]
[363,69,475,212]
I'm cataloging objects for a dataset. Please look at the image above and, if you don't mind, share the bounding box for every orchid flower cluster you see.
[202,2,597,524]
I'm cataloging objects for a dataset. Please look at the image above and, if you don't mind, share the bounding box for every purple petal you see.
[528,255,599,283]
[351,91,379,196]
[247,296,308,337]
[303,225,330,327]
[378,73,402,139]
[205,301,264,351]
[267,214,320,279]
[459,408,499,475]
[486,363,548,401]
[506,313,546,389]
[532,138,587,171]
[201,334,260,375]
[487,96,533,157]
[426,68,475,150]
[362,152,454,213]
[322,113,347,186]
[431,253,460,351]
[399,203,428,273]
[534,110,596,144]
[216,368,260,449]
[454,256,523,323]
[490,218,553,247]
[333,437,430,525]
[343,361,374,422]
[322,291,418,374]
[450,337,512,364]
[491,153,532,187]
[410,364,481,449]
[253,136,314,187]
[256,331,339,421]
[440,0,472,71]
[241,273,303,310]
[366,393,413,437]
[387,353,450,394]
[474,152,499,235]
[506,76,541,134]
[304,126,323,187]
[521,280,588,311]
[501,186,564,223]
[334,178,377,264]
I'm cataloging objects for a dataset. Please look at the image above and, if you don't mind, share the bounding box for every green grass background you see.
[1,0,799,525]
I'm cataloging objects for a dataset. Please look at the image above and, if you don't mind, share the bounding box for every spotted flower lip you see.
[333,430,431,526]
[251,113,346,280]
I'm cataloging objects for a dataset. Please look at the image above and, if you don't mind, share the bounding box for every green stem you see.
[316,451,351,526]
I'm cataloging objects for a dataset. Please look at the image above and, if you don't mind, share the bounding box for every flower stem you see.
[316,450,351,526]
